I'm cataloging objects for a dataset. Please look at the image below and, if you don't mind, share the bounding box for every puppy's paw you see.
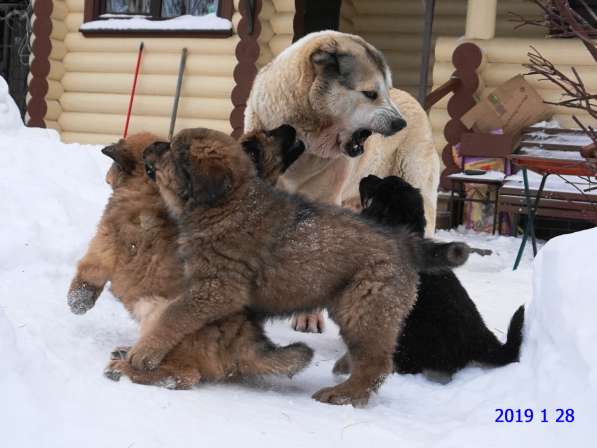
[312,385,370,408]
[291,312,325,333]
[127,339,168,371]
[166,371,202,390]
[110,346,131,361]
[67,281,101,315]
[104,360,125,382]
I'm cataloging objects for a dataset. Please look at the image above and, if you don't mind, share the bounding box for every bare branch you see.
[524,47,597,120]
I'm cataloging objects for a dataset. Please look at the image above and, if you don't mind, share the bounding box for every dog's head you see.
[101,132,164,190]
[307,33,407,157]
[143,128,256,216]
[360,175,426,236]
[240,124,305,184]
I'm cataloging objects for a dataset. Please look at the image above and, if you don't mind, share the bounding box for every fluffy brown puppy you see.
[130,127,469,406]
[67,128,312,389]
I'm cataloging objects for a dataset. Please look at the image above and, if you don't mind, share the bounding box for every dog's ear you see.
[359,175,382,208]
[265,124,296,146]
[191,161,233,206]
[311,41,354,78]
[311,40,340,74]
[102,143,135,174]
[283,140,305,171]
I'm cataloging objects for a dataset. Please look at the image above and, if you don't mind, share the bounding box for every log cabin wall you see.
[257,0,295,67]
[35,0,593,150]
[432,37,596,154]
[339,0,469,98]
[431,2,595,156]
[41,0,243,144]
[45,0,68,130]
[34,0,297,143]
[340,0,548,155]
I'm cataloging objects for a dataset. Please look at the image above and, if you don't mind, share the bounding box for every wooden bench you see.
[499,176,597,235]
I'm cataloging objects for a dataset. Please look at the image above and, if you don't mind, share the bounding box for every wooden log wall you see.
[431,36,597,155]
[339,0,547,156]
[256,0,295,67]
[42,0,242,143]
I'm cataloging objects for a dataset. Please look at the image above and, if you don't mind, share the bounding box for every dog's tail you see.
[475,305,525,366]
[410,238,471,273]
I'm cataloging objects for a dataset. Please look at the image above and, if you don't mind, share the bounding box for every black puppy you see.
[360,175,525,375]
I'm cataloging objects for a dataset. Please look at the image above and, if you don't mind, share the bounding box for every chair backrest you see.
[458,133,517,174]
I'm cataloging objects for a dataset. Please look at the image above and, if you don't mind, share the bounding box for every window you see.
[82,0,234,37]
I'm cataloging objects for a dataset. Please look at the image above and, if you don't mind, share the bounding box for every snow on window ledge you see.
[80,13,232,33]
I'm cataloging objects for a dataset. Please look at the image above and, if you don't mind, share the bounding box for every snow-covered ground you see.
[1,78,595,447]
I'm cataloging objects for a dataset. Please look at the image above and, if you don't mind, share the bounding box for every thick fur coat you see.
[129,128,468,407]
[67,131,313,388]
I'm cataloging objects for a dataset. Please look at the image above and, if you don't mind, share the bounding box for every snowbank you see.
[0,108,595,446]
[529,229,597,391]
[0,76,24,134]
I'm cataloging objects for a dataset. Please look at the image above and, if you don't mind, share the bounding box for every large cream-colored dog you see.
[244,31,440,332]
[245,31,439,233]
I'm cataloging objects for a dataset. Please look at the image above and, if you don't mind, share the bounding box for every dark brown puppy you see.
[130,127,469,406]
[67,129,312,389]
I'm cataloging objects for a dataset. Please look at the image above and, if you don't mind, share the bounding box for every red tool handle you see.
[123,42,144,138]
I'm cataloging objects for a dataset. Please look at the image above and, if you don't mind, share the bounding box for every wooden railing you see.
[423,42,484,190]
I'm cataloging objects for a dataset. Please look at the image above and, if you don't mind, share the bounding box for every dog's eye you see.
[247,149,258,163]
[144,163,156,181]
[361,90,378,100]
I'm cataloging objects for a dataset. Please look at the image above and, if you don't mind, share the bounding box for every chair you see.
[447,133,515,234]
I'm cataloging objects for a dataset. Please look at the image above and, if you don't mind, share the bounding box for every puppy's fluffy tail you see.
[410,238,471,273]
[476,305,525,366]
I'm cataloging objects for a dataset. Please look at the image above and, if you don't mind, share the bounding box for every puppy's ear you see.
[359,175,382,208]
[241,137,263,177]
[191,161,233,206]
[266,124,296,149]
[142,141,170,181]
[283,140,305,171]
[102,143,135,174]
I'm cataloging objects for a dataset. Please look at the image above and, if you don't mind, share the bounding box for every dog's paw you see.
[127,340,168,371]
[110,346,131,361]
[104,360,125,382]
[67,281,100,315]
[160,371,202,390]
[291,312,325,333]
[312,385,370,408]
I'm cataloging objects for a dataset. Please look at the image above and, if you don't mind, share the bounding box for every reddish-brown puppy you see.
[67,128,312,388]
[130,128,469,406]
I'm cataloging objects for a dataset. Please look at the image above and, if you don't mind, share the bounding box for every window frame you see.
[82,0,234,38]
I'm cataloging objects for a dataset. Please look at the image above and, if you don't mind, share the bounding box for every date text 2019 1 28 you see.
[495,408,575,423]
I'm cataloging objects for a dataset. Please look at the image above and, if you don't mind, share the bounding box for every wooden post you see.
[465,0,497,39]
[230,0,262,138]
[417,0,436,105]
[439,42,484,190]
[28,0,53,128]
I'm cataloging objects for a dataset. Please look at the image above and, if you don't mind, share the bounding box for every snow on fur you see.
[0,82,594,446]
